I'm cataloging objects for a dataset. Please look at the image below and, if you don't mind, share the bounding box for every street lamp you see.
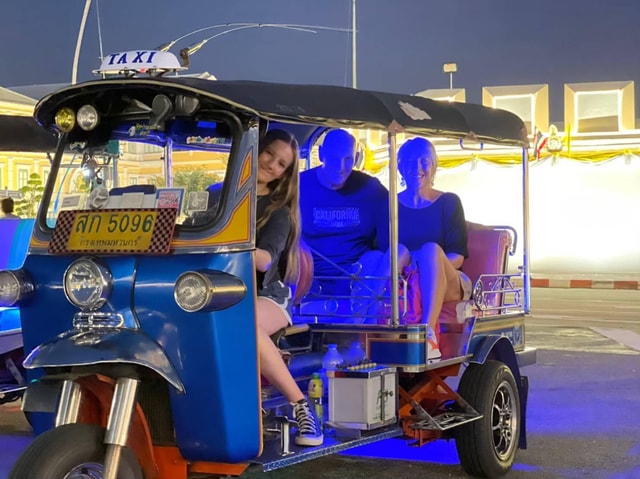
[72,0,93,85]
[180,24,319,57]
[443,62,458,90]
[157,22,351,54]
[351,0,357,88]
[156,23,257,52]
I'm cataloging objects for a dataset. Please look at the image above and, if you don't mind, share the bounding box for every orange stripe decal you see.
[238,150,252,190]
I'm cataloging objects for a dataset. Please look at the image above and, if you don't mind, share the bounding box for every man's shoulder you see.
[299,168,320,189]
[300,168,317,180]
[347,171,387,194]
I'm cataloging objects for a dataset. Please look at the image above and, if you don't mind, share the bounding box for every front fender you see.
[23,328,184,392]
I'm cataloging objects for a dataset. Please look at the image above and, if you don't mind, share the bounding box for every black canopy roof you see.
[0,114,58,152]
[35,78,529,148]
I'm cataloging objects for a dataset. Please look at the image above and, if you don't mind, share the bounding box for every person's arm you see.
[374,180,390,251]
[255,248,273,272]
[256,207,291,273]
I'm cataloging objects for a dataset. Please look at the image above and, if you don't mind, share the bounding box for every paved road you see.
[528,288,640,354]
[1,288,639,479]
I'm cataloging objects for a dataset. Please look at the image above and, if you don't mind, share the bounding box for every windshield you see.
[42,117,235,231]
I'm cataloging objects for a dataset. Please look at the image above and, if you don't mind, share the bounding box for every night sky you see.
[1,0,638,120]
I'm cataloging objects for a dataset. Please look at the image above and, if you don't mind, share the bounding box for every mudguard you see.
[23,328,184,392]
[469,335,519,374]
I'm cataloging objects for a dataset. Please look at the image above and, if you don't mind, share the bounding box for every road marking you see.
[526,327,640,355]
[591,328,640,352]
[529,314,640,325]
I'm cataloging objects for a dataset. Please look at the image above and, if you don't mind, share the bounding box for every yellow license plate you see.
[67,210,158,252]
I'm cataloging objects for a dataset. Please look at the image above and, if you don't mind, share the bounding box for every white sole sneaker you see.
[295,433,324,447]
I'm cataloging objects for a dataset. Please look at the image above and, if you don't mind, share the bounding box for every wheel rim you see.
[491,379,518,460]
[64,463,104,479]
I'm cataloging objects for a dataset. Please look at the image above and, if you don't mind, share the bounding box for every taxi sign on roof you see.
[94,50,187,76]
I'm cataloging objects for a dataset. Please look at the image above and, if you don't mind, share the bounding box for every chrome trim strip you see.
[55,380,82,427]
[73,312,125,329]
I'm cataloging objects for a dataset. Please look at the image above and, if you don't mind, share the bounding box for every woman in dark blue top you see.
[376,137,471,360]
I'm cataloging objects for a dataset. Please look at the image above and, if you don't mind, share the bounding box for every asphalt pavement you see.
[1,288,639,479]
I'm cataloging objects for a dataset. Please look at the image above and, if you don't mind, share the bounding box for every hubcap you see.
[491,380,518,460]
[64,463,104,479]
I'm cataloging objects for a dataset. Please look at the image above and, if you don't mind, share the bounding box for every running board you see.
[410,411,482,431]
[0,384,26,403]
[255,425,403,472]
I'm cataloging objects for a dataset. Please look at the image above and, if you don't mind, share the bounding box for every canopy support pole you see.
[387,131,400,325]
[522,148,531,313]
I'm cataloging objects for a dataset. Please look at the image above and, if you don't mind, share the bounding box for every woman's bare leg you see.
[256,297,304,403]
[414,243,463,330]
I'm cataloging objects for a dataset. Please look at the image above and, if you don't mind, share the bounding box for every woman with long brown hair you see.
[253,129,322,447]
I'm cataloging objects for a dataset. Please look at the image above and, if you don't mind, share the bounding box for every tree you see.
[172,167,222,196]
[15,173,44,218]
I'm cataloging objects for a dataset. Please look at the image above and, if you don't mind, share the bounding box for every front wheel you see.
[9,423,144,479]
[455,360,521,478]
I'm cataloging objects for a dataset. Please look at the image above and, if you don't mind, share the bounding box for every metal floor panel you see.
[254,425,403,472]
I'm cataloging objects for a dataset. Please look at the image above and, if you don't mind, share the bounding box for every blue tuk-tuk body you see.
[2,51,534,479]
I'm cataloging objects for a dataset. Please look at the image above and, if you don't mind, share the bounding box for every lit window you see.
[17,168,30,188]
[494,95,534,133]
[575,91,620,133]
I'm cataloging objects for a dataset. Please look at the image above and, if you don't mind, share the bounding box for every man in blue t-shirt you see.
[299,129,388,296]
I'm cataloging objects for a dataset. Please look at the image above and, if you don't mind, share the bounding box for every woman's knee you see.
[416,242,445,265]
[356,250,385,275]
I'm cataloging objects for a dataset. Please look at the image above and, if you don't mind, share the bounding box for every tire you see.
[8,423,144,479]
[455,360,520,478]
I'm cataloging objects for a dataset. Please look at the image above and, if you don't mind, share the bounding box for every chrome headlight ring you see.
[76,104,99,131]
[63,257,113,311]
[174,270,246,313]
[0,269,34,307]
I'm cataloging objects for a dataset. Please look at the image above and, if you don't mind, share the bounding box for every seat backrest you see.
[440,222,513,328]
[461,222,512,285]
[292,240,314,305]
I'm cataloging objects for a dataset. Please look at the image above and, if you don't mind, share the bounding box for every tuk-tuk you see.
[3,50,535,479]
[0,113,57,404]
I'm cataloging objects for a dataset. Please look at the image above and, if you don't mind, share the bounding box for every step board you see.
[410,411,482,431]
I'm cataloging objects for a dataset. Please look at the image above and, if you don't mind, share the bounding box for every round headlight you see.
[77,104,99,131]
[174,270,247,312]
[64,258,112,311]
[174,272,209,312]
[55,107,75,133]
[0,270,34,307]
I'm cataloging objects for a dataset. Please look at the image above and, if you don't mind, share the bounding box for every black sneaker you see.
[292,399,323,446]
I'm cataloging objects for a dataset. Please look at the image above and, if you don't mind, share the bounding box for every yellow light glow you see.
[55,107,76,133]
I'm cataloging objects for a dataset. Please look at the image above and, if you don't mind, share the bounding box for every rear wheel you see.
[8,423,143,479]
[455,360,520,478]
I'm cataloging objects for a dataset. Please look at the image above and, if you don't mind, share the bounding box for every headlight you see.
[77,104,99,131]
[174,270,246,312]
[64,258,112,311]
[0,269,34,307]
[54,107,75,133]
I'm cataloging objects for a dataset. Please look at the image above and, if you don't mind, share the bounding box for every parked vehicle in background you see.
[0,114,57,405]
